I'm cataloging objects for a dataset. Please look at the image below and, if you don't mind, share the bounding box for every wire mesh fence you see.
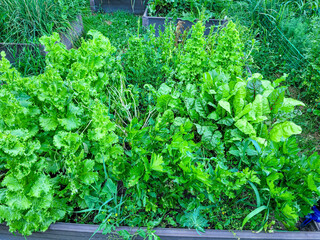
[258,13,320,101]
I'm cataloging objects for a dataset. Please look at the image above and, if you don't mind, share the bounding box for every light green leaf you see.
[234,103,252,120]
[39,115,58,131]
[233,82,246,116]
[307,174,319,193]
[272,74,287,87]
[218,100,231,114]
[82,172,98,185]
[207,111,220,120]
[252,94,270,117]
[281,204,298,221]
[2,176,23,191]
[235,119,256,136]
[199,126,222,149]
[173,117,187,126]
[195,99,208,117]
[6,192,31,210]
[29,175,52,198]
[269,121,302,142]
[156,95,173,112]
[103,178,117,194]
[150,154,165,172]
[157,84,172,96]
[59,115,81,131]
[280,98,305,113]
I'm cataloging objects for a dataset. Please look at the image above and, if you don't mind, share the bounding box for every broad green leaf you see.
[0,206,10,221]
[235,119,256,136]
[233,82,246,116]
[2,176,23,191]
[29,175,52,198]
[234,103,252,120]
[261,80,274,92]
[3,141,25,157]
[127,165,144,188]
[217,117,233,126]
[195,98,208,117]
[156,94,173,112]
[157,84,172,96]
[39,115,58,131]
[137,229,147,238]
[268,87,286,114]
[207,111,220,120]
[199,127,222,149]
[184,84,198,98]
[80,171,97,185]
[103,178,117,195]
[6,192,31,210]
[173,117,186,126]
[246,77,263,102]
[269,121,302,142]
[280,98,305,113]
[195,124,218,135]
[253,94,270,117]
[250,136,267,146]
[59,115,81,131]
[218,100,231,114]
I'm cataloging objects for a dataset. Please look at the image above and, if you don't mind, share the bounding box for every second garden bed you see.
[142,8,228,36]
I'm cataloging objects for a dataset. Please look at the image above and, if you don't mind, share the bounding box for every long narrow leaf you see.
[241,205,268,229]
[248,181,261,207]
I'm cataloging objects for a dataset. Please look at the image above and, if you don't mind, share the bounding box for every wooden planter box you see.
[90,0,148,14]
[0,15,83,64]
[142,8,228,37]
[1,222,320,240]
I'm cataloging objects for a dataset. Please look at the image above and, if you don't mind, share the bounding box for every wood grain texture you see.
[1,223,320,240]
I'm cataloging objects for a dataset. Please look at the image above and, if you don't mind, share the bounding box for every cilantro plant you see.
[0,20,319,237]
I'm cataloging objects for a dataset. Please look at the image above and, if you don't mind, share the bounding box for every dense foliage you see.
[148,0,229,19]
[0,20,319,238]
[220,0,320,153]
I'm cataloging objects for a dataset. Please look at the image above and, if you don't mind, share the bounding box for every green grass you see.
[0,0,87,43]
[82,11,142,50]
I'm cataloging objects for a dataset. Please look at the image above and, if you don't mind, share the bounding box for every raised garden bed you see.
[0,15,83,64]
[0,43,45,64]
[90,0,148,14]
[142,8,228,36]
[1,223,320,240]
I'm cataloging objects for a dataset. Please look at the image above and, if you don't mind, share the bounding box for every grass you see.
[0,0,88,76]
[0,0,87,43]
[82,11,142,50]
